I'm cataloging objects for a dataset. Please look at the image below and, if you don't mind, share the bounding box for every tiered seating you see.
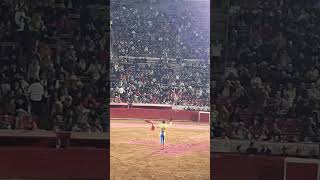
[0,0,109,131]
[212,0,320,143]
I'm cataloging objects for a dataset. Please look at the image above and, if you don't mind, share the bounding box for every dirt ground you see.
[110,120,210,180]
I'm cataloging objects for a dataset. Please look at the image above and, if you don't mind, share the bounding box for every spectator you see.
[62,95,75,131]
[28,78,44,115]
[16,114,38,130]
[212,0,320,148]
[27,59,40,81]
[14,5,29,31]
[246,142,258,155]
[259,145,266,155]
[0,0,108,132]
[211,105,219,123]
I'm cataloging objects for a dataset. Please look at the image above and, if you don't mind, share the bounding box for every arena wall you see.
[199,111,210,123]
[0,148,108,179]
[110,108,204,122]
[212,153,284,180]
[110,102,172,109]
[212,153,320,180]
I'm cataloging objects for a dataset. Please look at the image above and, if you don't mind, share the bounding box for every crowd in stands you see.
[111,2,209,59]
[0,0,109,131]
[111,57,210,107]
[110,1,210,107]
[212,0,320,146]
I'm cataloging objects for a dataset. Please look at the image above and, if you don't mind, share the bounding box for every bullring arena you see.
[110,103,210,180]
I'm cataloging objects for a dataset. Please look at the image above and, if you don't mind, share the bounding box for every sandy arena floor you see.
[110,120,210,180]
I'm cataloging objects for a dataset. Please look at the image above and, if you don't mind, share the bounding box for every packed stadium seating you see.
[110,57,210,107]
[111,1,209,59]
[212,0,320,145]
[0,0,108,131]
[110,1,210,107]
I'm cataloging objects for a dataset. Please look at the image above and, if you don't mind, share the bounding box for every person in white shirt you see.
[119,87,125,94]
[28,80,44,102]
[28,79,44,124]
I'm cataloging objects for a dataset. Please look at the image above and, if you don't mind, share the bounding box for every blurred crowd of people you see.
[110,1,210,107]
[212,0,320,144]
[0,0,108,131]
[111,2,209,59]
[110,57,210,107]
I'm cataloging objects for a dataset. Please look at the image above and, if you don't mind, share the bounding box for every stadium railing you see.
[110,103,210,123]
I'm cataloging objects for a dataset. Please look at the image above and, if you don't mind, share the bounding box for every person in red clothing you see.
[16,114,38,130]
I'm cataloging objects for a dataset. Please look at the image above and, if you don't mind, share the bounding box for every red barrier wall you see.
[110,103,172,109]
[0,147,108,179]
[286,163,318,180]
[110,108,199,121]
[131,105,172,109]
[0,134,108,148]
[212,153,320,180]
[212,153,284,180]
[199,112,210,123]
